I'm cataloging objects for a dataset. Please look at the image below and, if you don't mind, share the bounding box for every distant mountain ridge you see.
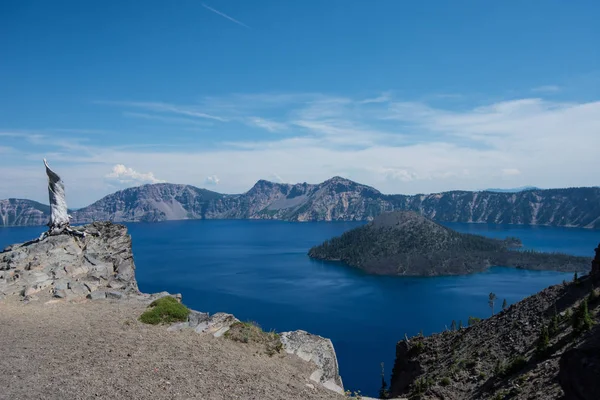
[485,186,541,193]
[2,177,600,228]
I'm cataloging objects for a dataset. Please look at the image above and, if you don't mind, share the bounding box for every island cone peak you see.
[308,211,590,276]
[370,210,442,230]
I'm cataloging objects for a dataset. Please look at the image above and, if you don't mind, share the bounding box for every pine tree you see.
[458,320,463,330]
[536,325,549,355]
[451,320,457,331]
[379,362,389,399]
[574,272,578,283]
[572,299,593,334]
[502,299,508,311]
[489,292,497,316]
[588,288,599,304]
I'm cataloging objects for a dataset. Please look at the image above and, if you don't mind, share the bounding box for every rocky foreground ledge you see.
[0,222,345,396]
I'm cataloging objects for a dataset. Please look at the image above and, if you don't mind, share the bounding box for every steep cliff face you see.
[0,199,50,227]
[389,252,600,400]
[3,179,600,228]
[397,188,600,228]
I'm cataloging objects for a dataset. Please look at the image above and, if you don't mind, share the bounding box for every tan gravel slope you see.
[0,299,341,400]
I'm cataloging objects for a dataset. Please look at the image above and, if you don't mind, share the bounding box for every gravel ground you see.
[0,298,342,400]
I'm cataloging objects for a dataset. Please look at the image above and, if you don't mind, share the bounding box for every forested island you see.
[308,211,591,276]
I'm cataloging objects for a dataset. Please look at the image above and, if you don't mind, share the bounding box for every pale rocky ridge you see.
[0,221,345,396]
[0,198,51,227]
[3,177,600,228]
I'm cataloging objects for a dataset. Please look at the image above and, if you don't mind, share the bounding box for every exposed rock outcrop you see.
[0,222,138,300]
[279,330,345,394]
[4,178,600,228]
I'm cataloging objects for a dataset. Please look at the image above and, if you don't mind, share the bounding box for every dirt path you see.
[0,298,341,400]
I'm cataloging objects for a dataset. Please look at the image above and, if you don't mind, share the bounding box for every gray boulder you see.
[194,312,239,337]
[279,330,344,394]
[188,310,210,328]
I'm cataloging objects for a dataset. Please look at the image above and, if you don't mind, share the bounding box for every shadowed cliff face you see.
[389,245,600,400]
[3,178,600,228]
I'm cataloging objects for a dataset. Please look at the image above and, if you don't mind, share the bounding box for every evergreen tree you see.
[502,299,508,311]
[379,362,389,399]
[458,320,463,329]
[572,299,593,334]
[536,325,550,355]
[573,272,578,283]
[588,288,599,304]
[489,292,497,316]
[451,320,457,331]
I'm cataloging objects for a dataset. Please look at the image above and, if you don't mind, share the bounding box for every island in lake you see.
[308,211,591,276]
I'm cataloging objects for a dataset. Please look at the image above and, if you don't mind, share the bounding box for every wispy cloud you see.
[123,112,212,126]
[97,101,227,122]
[360,92,392,104]
[532,85,561,93]
[245,117,287,132]
[202,3,250,28]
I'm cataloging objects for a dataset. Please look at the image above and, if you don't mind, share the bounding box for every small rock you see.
[53,289,67,298]
[54,279,71,291]
[188,310,209,328]
[87,291,106,300]
[107,281,125,290]
[106,291,124,300]
[167,322,190,332]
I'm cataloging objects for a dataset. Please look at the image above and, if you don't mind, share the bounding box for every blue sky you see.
[1,0,599,207]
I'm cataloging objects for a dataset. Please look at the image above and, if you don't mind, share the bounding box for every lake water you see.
[1,221,598,396]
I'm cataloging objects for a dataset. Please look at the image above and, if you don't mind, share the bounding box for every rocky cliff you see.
[0,198,51,227]
[2,177,600,228]
[389,250,600,400]
[0,223,345,396]
[0,222,139,301]
[308,211,591,276]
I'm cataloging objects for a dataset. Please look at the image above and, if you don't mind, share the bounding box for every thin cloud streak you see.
[202,3,250,28]
[532,85,561,93]
[96,101,227,122]
[123,112,212,126]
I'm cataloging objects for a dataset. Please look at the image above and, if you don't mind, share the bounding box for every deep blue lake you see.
[1,221,598,396]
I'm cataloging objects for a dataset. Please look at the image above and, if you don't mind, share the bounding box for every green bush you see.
[572,299,593,334]
[224,321,283,356]
[535,325,550,356]
[139,296,190,325]
[468,316,481,326]
[501,356,527,377]
[409,340,425,356]
[440,377,451,386]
